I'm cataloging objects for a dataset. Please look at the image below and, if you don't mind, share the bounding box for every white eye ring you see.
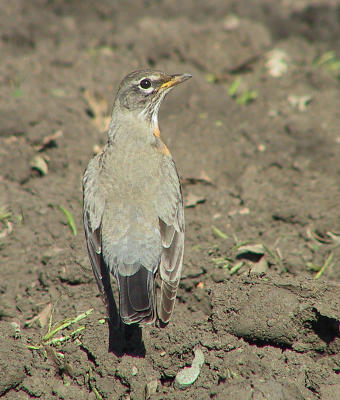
[139,78,155,94]
[140,78,152,89]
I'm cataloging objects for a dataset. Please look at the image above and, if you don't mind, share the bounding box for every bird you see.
[83,69,191,326]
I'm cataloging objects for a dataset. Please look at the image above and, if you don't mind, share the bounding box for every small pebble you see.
[145,380,158,398]
[10,321,21,339]
[223,14,240,31]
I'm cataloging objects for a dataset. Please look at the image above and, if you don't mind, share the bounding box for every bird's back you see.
[105,141,166,322]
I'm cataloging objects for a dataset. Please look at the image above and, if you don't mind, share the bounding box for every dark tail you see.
[117,266,156,324]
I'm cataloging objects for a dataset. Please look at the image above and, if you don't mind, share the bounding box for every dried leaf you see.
[237,243,265,256]
[265,49,289,77]
[326,231,340,245]
[307,229,337,245]
[84,89,110,132]
[174,348,204,389]
[4,136,19,145]
[0,221,13,239]
[31,155,48,176]
[199,170,213,184]
[287,95,312,111]
[25,303,52,328]
[93,144,103,155]
[185,193,206,208]
[35,130,63,152]
[181,171,213,186]
[228,207,250,216]
[145,380,159,398]
[250,256,269,274]
[223,14,240,31]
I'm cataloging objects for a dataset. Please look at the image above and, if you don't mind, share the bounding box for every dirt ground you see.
[0,1,340,399]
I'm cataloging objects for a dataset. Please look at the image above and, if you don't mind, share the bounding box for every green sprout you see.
[0,205,11,224]
[88,368,103,400]
[58,205,77,236]
[262,243,287,273]
[11,74,25,98]
[310,252,334,280]
[229,261,244,275]
[228,77,258,105]
[205,73,218,84]
[228,77,241,97]
[212,256,244,275]
[231,234,253,250]
[28,308,93,350]
[212,256,232,270]
[87,45,114,58]
[236,90,258,105]
[212,225,229,240]
[314,51,340,78]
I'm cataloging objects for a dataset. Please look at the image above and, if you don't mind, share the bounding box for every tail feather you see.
[117,266,156,325]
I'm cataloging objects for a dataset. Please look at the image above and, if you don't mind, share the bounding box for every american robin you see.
[83,70,191,325]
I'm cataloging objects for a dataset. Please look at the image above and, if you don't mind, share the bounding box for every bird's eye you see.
[140,79,152,89]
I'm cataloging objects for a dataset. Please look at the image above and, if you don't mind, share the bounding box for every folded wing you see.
[157,158,185,324]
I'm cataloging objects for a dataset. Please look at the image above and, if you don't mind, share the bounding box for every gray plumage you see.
[83,70,190,325]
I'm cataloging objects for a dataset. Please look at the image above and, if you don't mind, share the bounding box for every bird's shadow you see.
[108,321,145,357]
[100,258,146,357]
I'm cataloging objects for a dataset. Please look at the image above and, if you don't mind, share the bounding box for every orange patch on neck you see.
[161,143,171,156]
[153,126,170,156]
[153,126,161,138]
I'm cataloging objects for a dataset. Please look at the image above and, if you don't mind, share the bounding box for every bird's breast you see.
[100,141,163,205]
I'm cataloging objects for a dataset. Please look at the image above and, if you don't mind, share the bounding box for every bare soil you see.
[0,1,339,399]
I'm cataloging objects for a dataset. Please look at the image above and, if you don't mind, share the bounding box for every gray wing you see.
[83,156,121,326]
[157,157,185,324]
[83,155,106,296]
[83,154,157,325]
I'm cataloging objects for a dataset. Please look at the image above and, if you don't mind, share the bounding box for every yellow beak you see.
[160,73,192,90]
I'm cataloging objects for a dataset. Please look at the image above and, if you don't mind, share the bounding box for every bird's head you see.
[114,70,192,125]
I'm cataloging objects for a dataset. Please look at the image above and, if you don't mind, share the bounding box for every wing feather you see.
[158,158,185,324]
[83,156,106,296]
